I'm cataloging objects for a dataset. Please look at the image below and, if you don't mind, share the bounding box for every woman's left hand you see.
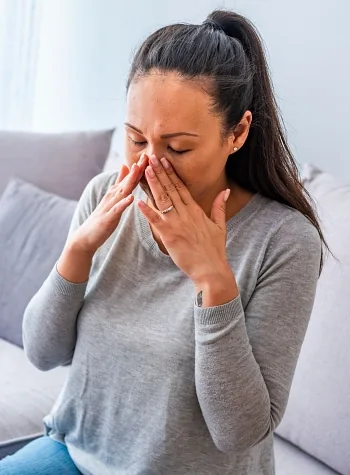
[138,155,238,306]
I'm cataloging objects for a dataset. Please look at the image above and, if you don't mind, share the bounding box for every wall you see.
[33,0,350,180]
[33,0,228,157]
[236,0,350,180]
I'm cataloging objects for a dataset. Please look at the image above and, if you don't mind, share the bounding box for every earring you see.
[233,147,238,152]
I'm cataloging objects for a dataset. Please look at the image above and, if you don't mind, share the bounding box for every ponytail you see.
[208,11,328,269]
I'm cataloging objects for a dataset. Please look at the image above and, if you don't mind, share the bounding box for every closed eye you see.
[129,137,191,155]
[168,146,191,155]
[129,138,146,147]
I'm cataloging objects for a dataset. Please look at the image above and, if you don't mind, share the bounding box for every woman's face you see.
[125,71,245,203]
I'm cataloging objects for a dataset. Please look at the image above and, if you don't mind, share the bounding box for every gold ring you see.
[161,205,175,214]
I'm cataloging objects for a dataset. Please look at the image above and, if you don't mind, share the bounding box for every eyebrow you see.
[124,122,199,139]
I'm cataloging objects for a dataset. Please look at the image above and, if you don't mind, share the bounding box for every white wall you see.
[33,0,228,157]
[33,0,350,180]
[235,0,350,180]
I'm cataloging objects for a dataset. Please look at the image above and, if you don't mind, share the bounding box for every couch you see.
[0,131,348,474]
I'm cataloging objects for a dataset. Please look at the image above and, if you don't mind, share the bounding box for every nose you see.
[145,143,163,159]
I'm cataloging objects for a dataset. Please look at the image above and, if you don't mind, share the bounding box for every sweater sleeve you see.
[194,215,322,453]
[22,172,116,371]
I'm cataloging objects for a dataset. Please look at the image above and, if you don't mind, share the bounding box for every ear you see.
[230,111,253,153]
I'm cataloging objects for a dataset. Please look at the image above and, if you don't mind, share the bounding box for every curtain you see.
[0,0,42,130]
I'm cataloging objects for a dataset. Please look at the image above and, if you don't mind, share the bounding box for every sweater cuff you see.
[194,294,244,325]
[49,263,89,298]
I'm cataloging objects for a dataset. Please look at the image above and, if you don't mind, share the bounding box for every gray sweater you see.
[23,171,321,475]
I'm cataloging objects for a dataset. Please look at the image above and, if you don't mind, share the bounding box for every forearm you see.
[194,295,271,453]
[23,249,90,371]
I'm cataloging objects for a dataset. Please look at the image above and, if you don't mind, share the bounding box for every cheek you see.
[174,152,210,184]
[124,145,139,170]
[184,148,227,187]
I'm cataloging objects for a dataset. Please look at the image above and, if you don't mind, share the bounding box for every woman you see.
[1,9,324,475]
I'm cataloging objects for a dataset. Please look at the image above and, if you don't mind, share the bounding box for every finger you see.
[102,164,140,212]
[137,153,149,180]
[115,164,129,184]
[105,154,148,211]
[118,161,143,194]
[137,200,165,229]
[149,155,185,209]
[159,157,192,206]
[145,165,177,214]
[121,153,149,188]
[211,189,230,230]
[108,194,134,217]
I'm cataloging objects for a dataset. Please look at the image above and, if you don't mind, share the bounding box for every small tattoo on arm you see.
[196,290,203,307]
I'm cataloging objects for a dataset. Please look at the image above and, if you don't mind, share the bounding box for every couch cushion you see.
[0,338,68,459]
[0,179,77,347]
[274,435,340,475]
[0,129,113,200]
[275,164,350,475]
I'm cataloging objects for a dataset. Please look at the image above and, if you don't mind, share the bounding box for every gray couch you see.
[0,131,347,474]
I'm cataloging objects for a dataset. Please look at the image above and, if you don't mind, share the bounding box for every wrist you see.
[57,239,94,284]
[194,267,238,308]
[65,237,95,259]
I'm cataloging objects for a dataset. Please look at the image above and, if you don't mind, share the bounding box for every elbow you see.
[22,310,72,371]
[25,353,55,372]
[24,343,56,371]
[211,435,238,454]
[22,327,51,371]
[23,333,70,372]
[210,423,273,454]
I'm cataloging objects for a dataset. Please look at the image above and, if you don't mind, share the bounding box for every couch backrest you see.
[276,163,350,475]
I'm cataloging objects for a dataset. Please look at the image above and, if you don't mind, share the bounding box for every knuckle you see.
[164,183,176,193]
[159,192,170,204]
[105,185,121,200]
[175,181,185,190]
[104,189,114,199]
[112,203,121,213]
[153,214,162,224]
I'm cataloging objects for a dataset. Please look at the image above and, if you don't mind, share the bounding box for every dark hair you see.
[127,10,328,269]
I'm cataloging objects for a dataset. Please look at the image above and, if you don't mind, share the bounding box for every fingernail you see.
[224,188,231,202]
[132,163,137,170]
[146,166,155,177]
[150,155,159,166]
[160,157,170,169]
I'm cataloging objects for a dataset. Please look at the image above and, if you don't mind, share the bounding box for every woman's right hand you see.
[69,154,148,256]
[56,155,148,284]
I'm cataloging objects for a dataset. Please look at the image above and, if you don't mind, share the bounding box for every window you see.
[0,0,42,129]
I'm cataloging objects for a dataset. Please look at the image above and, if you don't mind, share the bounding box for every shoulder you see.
[72,171,119,226]
[85,170,119,203]
[257,195,322,273]
[80,170,119,212]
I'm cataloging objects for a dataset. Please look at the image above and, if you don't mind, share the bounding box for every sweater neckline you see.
[134,186,264,263]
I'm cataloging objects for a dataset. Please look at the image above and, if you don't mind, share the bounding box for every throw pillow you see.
[0,179,77,348]
[0,129,113,200]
